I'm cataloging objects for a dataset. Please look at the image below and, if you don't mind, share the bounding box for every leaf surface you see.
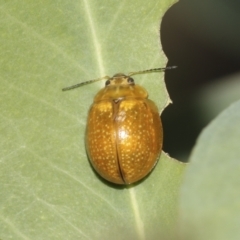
[180,99,240,240]
[0,1,184,239]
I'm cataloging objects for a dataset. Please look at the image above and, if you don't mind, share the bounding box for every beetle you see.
[62,66,176,184]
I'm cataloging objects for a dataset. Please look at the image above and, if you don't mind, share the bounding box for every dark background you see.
[160,0,240,161]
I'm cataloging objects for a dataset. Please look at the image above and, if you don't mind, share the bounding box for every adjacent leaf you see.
[179,99,240,240]
[0,1,184,239]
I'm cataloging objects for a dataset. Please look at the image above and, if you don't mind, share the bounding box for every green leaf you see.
[179,99,240,240]
[0,1,184,239]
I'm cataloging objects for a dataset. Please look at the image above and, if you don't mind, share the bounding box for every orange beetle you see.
[63,67,175,184]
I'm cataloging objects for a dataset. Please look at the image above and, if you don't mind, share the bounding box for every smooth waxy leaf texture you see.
[0,1,184,239]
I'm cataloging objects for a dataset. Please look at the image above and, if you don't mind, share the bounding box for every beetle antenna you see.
[128,66,177,77]
[62,76,110,91]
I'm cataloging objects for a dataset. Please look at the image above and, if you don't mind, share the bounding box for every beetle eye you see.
[128,77,135,85]
[105,80,111,86]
